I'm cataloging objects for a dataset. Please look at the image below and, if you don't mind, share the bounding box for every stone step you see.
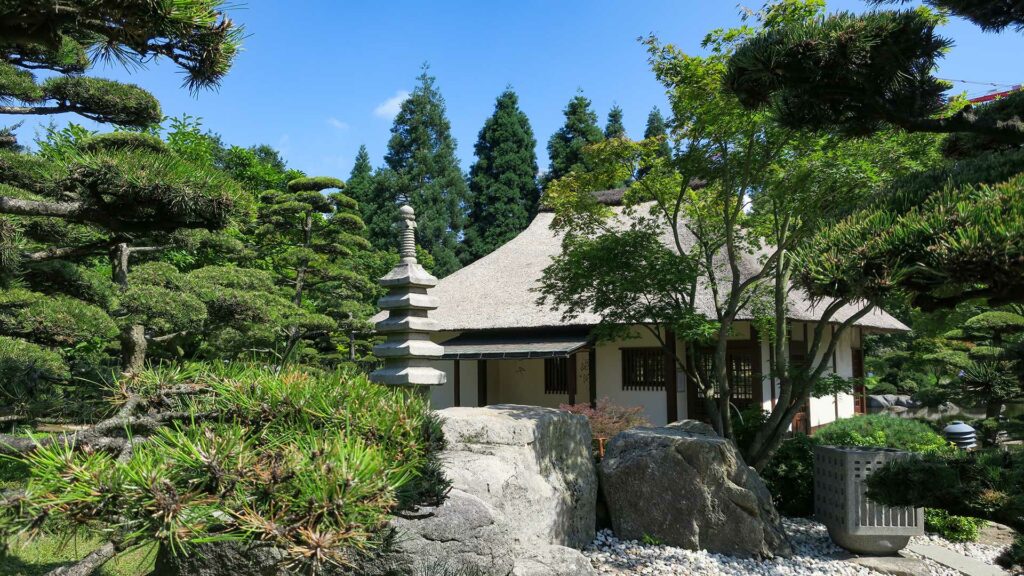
[905,543,1009,576]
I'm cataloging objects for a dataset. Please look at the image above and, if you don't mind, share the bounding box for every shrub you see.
[0,363,448,572]
[760,433,816,517]
[813,414,950,453]
[925,509,986,542]
[559,397,651,439]
[761,413,980,540]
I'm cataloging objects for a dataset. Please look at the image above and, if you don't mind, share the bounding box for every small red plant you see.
[559,397,651,440]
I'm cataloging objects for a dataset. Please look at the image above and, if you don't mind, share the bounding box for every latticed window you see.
[621,348,666,391]
[728,351,755,401]
[544,357,568,394]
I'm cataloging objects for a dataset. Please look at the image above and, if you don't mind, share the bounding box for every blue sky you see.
[12,1,1024,178]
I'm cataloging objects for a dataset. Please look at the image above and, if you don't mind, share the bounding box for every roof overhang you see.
[440,331,592,360]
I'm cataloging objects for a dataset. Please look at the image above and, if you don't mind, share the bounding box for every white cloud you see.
[327,117,349,130]
[373,90,411,118]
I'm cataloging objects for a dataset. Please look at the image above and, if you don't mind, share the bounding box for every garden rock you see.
[437,404,598,548]
[512,544,598,576]
[600,426,792,558]
[154,541,291,576]
[377,489,517,575]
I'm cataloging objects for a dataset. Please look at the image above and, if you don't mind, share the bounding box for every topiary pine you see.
[728,3,1024,310]
[255,175,376,364]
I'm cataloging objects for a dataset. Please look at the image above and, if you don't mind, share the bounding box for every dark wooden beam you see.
[477,360,488,407]
[453,360,461,407]
[664,328,678,424]
[588,347,597,409]
[567,353,577,405]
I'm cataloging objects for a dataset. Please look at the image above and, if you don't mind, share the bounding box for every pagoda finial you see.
[399,204,417,263]
[370,203,446,389]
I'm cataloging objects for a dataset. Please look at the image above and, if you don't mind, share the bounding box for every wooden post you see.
[453,359,461,407]
[588,347,597,409]
[567,354,577,405]
[477,359,488,407]
[664,328,678,424]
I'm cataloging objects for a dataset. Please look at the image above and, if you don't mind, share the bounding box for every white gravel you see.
[584,518,1009,576]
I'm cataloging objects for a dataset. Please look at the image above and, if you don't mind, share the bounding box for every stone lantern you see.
[942,420,977,450]
[370,205,446,389]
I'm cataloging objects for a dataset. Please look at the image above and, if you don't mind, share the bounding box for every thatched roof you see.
[375,197,909,333]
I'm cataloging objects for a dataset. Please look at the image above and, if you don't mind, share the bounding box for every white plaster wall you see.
[494,358,558,407]
[593,327,683,426]
[429,359,456,408]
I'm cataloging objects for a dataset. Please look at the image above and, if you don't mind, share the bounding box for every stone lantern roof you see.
[370,205,446,387]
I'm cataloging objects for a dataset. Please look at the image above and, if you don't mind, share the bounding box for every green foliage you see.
[761,415,946,517]
[726,9,950,137]
[760,433,815,517]
[866,448,1024,569]
[545,92,604,186]
[924,509,986,542]
[377,66,468,277]
[0,0,243,91]
[461,89,539,263]
[643,106,671,161]
[42,76,161,126]
[813,414,950,453]
[604,105,627,139]
[2,364,449,572]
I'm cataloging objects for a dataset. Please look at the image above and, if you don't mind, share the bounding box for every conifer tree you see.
[255,176,374,364]
[346,145,375,224]
[644,106,672,159]
[377,66,468,277]
[604,105,627,139]
[545,92,604,186]
[461,89,539,263]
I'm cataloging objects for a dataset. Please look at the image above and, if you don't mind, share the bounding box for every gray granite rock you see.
[437,404,597,549]
[600,426,792,559]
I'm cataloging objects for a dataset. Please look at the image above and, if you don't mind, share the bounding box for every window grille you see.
[621,348,666,391]
[544,357,568,394]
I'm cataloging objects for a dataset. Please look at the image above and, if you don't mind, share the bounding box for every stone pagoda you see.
[370,204,446,388]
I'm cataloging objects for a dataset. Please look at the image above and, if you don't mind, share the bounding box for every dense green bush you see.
[812,414,950,453]
[760,433,815,517]
[1,363,448,572]
[761,414,982,542]
[925,509,986,542]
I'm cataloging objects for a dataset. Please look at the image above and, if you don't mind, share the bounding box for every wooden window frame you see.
[544,357,569,395]
[621,347,667,391]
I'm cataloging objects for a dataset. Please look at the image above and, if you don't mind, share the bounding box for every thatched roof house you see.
[376,190,907,427]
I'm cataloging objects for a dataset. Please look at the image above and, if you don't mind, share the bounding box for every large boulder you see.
[437,404,597,549]
[378,489,516,575]
[156,405,599,576]
[600,425,792,558]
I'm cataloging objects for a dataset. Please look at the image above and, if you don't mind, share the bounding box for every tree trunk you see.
[120,324,147,374]
[986,397,1003,419]
[111,242,130,288]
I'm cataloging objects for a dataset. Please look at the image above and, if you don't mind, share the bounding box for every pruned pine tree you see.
[461,89,539,263]
[545,92,604,186]
[376,66,468,277]
[255,176,375,364]
[0,0,250,415]
[725,2,1024,309]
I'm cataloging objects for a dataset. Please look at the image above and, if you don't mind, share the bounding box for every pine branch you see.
[44,541,118,576]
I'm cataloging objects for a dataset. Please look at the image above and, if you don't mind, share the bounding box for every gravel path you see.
[584,518,1010,576]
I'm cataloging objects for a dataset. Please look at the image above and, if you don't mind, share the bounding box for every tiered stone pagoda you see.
[370,205,446,388]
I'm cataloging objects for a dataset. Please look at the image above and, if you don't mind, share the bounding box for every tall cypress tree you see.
[461,89,539,263]
[645,106,671,154]
[544,92,604,186]
[604,105,627,139]
[346,145,374,224]
[378,66,467,277]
